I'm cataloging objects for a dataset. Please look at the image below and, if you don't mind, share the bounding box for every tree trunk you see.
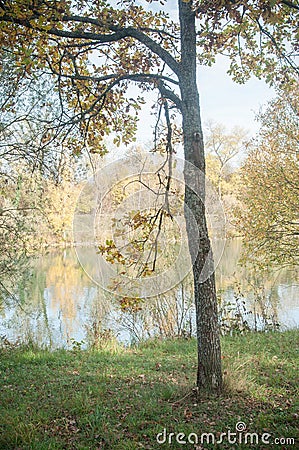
[178,0,222,392]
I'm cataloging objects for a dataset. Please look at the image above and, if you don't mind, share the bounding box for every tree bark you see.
[178,0,222,392]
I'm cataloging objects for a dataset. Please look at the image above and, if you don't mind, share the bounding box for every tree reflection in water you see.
[0,241,298,348]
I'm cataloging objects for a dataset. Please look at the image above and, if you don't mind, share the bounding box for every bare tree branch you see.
[280,0,299,11]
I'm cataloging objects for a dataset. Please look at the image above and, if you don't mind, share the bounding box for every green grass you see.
[0,330,298,449]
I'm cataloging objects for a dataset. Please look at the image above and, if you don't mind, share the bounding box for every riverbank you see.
[0,330,298,449]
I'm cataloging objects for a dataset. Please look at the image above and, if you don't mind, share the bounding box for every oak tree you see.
[0,0,298,391]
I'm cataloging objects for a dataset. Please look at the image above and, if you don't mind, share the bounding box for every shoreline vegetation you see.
[0,330,298,449]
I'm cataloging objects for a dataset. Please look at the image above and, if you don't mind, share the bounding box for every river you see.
[0,240,298,348]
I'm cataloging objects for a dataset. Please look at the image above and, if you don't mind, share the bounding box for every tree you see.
[0,159,81,297]
[0,173,30,297]
[236,88,299,268]
[205,121,248,199]
[204,121,248,234]
[0,0,298,391]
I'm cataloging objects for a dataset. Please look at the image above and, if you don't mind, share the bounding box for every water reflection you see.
[215,240,299,331]
[0,241,298,348]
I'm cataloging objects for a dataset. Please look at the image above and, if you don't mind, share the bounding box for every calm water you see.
[0,240,298,348]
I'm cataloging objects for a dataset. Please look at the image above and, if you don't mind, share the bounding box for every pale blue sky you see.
[197,56,275,133]
[130,1,276,142]
[134,55,275,144]
[107,1,277,146]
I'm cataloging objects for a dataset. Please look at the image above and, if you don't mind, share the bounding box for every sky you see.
[106,0,277,151]
[133,55,276,145]
[197,56,275,134]
[128,1,277,144]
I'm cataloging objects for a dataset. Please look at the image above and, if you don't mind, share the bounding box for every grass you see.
[0,330,298,449]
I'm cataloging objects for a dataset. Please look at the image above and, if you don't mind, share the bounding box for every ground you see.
[0,330,298,449]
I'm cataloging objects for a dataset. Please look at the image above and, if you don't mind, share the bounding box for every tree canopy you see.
[236,88,299,268]
[0,0,298,154]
